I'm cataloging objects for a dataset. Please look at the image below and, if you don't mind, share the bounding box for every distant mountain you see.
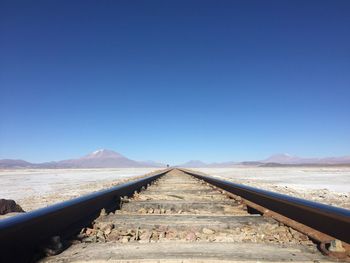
[2,151,350,169]
[57,149,144,168]
[320,156,350,164]
[84,149,125,159]
[138,160,165,168]
[261,153,350,165]
[207,161,238,167]
[0,159,33,168]
[261,153,306,164]
[175,153,350,167]
[238,161,264,166]
[0,149,165,169]
[179,160,208,168]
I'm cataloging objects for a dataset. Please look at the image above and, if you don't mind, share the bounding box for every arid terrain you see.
[193,167,350,209]
[0,168,157,213]
[0,167,349,216]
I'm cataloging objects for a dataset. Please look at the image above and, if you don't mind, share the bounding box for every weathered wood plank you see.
[42,242,331,262]
[96,214,270,230]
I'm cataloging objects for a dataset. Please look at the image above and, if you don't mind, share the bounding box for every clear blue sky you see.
[1,0,349,164]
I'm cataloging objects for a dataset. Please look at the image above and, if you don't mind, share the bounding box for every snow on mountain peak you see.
[84,149,124,159]
[91,149,109,155]
[92,149,103,155]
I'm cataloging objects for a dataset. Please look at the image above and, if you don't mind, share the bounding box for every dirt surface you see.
[0,168,161,218]
[193,167,350,209]
[1,167,349,217]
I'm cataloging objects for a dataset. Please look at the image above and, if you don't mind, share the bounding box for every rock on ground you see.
[0,199,24,215]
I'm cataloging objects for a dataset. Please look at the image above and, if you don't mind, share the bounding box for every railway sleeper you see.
[40,169,340,262]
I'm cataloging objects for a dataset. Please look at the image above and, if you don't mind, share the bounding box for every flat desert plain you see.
[193,167,350,209]
[0,167,349,215]
[0,168,157,212]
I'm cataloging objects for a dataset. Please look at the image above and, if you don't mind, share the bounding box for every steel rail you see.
[0,169,169,261]
[181,169,350,245]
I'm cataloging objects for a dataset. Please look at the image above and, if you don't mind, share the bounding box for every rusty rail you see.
[181,169,350,257]
[0,169,169,262]
[1,167,349,261]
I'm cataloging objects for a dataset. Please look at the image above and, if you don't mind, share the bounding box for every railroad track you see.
[1,168,349,262]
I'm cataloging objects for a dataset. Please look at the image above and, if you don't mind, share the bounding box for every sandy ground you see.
[1,167,349,215]
[192,167,350,209]
[0,168,157,212]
